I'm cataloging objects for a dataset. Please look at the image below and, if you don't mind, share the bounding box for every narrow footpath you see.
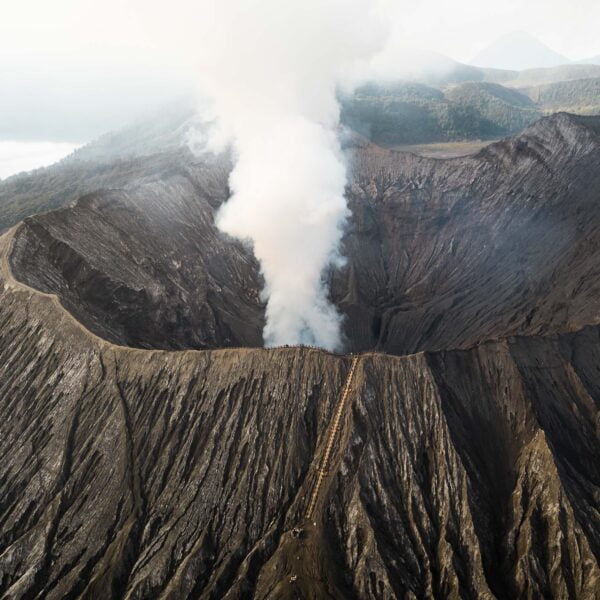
[305,355,359,520]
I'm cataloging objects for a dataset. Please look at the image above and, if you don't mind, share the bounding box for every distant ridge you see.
[577,55,600,65]
[472,31,570,70]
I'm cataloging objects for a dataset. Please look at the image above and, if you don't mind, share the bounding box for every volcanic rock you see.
[0,113,599,598]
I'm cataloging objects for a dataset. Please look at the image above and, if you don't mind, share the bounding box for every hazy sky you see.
[0,141,80,179]
[1,0,600,145]
[3,0,600,67]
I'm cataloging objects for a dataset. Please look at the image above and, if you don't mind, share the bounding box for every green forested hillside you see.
[521,77,600,114]
[340,81,542,145]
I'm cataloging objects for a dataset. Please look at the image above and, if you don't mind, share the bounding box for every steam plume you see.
[195,1,387,350]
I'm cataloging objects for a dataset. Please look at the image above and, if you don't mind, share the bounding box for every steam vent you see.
[1,114,600,598]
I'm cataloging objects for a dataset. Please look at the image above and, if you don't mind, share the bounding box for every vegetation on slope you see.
[521,77,600,114]
[482,63,600,86]
[340,81,542,145]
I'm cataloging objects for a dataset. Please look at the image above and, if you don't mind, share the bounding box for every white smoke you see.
[194,1,389,350]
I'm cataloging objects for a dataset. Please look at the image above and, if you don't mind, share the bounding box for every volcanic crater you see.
[0,113,599,599]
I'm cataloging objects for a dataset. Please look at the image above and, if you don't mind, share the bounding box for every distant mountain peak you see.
[471,31,570,71]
